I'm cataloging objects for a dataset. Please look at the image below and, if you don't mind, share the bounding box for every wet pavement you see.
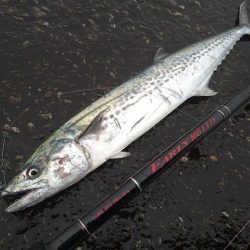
[0,0,250,249]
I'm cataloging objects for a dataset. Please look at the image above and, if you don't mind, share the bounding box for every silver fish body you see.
[78,25,249,169]
[2,1,250,212]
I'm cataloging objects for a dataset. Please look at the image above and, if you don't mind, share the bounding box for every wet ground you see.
[0,0,250,249]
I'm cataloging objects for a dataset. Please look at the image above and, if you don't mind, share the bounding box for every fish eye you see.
[27,166,40,178]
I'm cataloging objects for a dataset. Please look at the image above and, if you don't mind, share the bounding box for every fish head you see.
[2,137,91,212]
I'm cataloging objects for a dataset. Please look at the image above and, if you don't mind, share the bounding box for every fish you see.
[2,1,250,212]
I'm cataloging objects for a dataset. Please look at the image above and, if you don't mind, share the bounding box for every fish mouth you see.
[2,186,51,213]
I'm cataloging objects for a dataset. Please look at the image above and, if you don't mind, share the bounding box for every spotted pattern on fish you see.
[25,27,246,166]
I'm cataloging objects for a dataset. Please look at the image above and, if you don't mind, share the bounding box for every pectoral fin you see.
[110,151,131,159]
[78,107,110,139]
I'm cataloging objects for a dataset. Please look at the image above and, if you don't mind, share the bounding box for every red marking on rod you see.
[181,138,189,147]
[151,162,157,173]
[93,190,129,220]
[164,154,170,163]
[189,117,216,142]
[150,116,217,173]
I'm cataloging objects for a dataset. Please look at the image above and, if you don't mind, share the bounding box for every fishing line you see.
[0,136,7,188]
[176,108,199,121]
[224,219,250,250]
[56,87,112,98]
[57,87,199,123]
[1,99,39,189]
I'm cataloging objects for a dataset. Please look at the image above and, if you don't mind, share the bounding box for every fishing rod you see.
[30,85,250,250]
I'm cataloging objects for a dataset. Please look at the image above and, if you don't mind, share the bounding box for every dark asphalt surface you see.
[0,0,250,249]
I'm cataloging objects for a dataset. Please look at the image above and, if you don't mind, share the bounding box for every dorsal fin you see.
[154,47,168,62]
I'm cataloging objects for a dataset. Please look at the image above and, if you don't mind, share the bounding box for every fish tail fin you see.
[239,1,250,34]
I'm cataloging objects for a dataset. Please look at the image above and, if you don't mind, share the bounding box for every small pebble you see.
[22,41,31,47]
[3,124,11,131]
[28,122,35,128]
[222,211,230,218]
[210,155,218,162]
[63,99,72,104]
[180,156,189,162]
[32,7,47,17]
[15,155,23,161]
[11,126,20,134]
[38,113,53,120]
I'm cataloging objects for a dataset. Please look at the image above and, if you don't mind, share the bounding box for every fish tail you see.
[239,1,250,34]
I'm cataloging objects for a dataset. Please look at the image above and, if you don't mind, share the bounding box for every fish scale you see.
[2,1,250,212]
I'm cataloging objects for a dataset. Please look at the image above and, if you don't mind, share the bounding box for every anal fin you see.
[195,73,217,96]
[110,151,131,159]
[196,86,217,96]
